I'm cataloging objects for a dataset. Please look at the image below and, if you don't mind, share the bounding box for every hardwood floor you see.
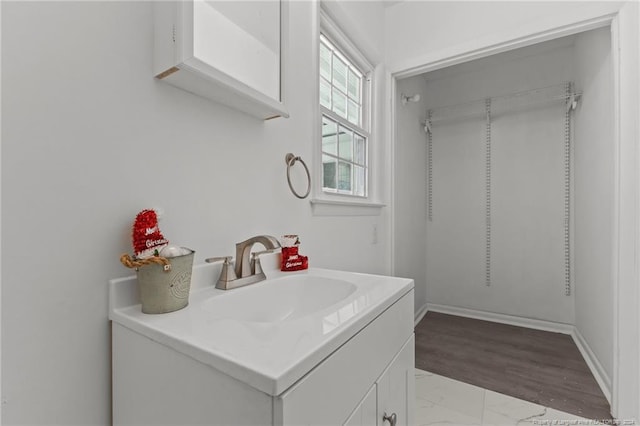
[415,311,612,421]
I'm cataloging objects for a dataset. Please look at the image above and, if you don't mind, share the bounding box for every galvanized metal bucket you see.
[136,249,195,314]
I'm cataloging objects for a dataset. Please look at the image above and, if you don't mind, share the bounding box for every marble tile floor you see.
[415,369,613,426]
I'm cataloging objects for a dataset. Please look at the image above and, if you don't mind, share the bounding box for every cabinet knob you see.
[383,412,397,426]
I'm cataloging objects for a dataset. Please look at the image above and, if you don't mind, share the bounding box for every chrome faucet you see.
[206,235,281,290]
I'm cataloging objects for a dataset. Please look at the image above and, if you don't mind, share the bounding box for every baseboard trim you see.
[425,303,575,334]
[420,303,612,405]
[414,302,429,326]
[571,328,612,404]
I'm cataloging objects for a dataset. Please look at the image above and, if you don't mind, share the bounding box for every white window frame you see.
[316,10,374,202]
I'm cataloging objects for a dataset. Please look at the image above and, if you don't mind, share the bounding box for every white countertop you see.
[109,255,413,396]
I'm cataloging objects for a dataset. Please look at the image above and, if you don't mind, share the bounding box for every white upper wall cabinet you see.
[153,1,289,120]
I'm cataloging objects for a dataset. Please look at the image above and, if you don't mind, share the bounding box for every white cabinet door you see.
[192,0,281,101]
[377,335,415,426]
[153,1,289,120]
[343,385,377,426]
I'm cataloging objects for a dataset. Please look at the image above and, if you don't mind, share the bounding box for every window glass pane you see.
[354,133,366,165]
[354,166,366,197]
[347,99,360,126]
[320,79,331,109]
[322,154,337,190]
[347,69,360,100]
[322,116,337,156]
[320,43,332,81]
[338,127,353,161]
[319,32,368,198]
[332,88,347,119]
[332,56,348,93]
[338,161,352,191]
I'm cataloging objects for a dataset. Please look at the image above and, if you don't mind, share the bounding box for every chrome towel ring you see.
[285,153,311,199]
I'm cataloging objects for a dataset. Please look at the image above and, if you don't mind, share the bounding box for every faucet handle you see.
[206,256,237,287]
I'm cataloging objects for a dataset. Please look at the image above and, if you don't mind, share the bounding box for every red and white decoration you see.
[280,234,308,272]
[132,209,169,259]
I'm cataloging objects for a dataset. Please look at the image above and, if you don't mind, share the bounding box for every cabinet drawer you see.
[274,290,414,425]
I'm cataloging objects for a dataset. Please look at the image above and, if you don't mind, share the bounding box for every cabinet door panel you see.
[343,384,377,426]
[377,335,415,426]
[192,0,280,100]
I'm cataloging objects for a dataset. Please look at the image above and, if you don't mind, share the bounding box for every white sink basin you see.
[202,275,357,323]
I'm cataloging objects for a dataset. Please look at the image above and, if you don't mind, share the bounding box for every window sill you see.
[309,198,386,216]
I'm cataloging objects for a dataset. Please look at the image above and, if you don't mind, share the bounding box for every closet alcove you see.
[394,26,614,395]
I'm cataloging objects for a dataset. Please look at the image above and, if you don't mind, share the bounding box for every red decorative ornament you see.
[280,234,308,272]
[132,209,168,259]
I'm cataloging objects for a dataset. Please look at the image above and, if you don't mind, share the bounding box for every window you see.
[319,33,370,198]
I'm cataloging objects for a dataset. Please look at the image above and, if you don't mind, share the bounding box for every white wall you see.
[394,76,428,313]
[1,1,388,424]
[0,2,3,422]
[613,1,640,418]
[321,0,385,65]
[573,27,614,388]
[384,1,623,74]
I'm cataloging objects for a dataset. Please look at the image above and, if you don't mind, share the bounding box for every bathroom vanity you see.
[110,256,414,425]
